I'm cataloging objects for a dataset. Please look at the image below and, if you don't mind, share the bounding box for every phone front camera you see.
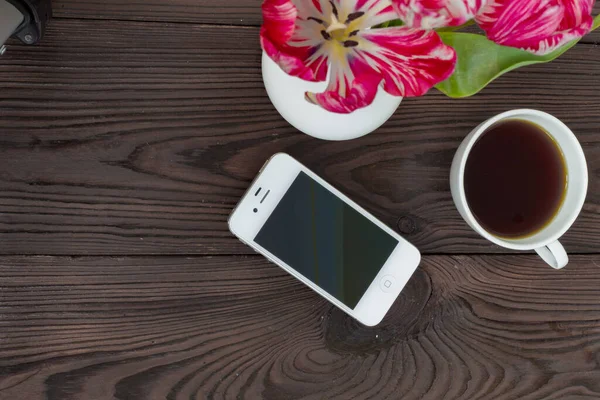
[253,208,258,213]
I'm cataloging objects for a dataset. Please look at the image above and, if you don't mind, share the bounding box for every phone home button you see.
[380,275,396,293]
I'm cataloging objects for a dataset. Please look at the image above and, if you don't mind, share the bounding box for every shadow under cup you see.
[452,110,588,252]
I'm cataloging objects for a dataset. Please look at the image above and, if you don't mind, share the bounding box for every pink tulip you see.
[392,0,595,55]
[261,0,457,113]
[476,0,595,55]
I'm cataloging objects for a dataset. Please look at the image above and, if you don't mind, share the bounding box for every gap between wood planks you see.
[0,253,598,258]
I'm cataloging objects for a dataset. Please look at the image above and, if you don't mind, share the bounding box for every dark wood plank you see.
[53,0,261,25]
[1,19,600,255]
[50,0,600,43]
[1,255,600,399]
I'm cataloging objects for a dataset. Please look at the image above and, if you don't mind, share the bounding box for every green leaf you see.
[435,32,579,98]
[435,14,600,98]
[374,19,403,29]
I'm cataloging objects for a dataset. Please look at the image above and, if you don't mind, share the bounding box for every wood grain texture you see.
[1,255,600,400]
[52,0,261,25]
[1,19,600,255]
[50,0,600,44]
[2,4,599,400]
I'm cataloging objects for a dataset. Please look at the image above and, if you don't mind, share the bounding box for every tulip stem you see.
[436,19,476,33]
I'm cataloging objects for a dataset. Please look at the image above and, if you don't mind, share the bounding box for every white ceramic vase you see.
[262,52,402,141]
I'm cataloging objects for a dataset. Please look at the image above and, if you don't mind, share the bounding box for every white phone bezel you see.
[228,153,421,326]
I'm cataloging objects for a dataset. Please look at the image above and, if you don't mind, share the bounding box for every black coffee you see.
[464,119,567,238]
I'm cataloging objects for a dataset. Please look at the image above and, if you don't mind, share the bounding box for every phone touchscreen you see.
[254,172,398,309]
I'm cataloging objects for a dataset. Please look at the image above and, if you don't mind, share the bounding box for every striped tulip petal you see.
[360,27,457,97]
[305,56,382,113]
[261,0,328,81]
[476,0,595,55]
[392,0,487,29]
[261,0,457,113]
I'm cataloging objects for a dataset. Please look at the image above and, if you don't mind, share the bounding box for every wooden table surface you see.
[1,2,600,399]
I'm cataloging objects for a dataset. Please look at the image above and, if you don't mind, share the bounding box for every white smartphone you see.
[228,153,421,326]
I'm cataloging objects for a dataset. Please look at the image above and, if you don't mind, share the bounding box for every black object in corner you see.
[7,0,52,45]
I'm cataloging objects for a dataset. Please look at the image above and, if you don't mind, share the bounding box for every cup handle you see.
[535,241,568,269]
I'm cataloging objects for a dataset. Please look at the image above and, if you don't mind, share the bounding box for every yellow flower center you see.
[326,14,347,35]
[321,12,363,48]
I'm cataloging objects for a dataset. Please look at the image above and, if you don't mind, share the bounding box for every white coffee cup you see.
[450,109,588,269]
